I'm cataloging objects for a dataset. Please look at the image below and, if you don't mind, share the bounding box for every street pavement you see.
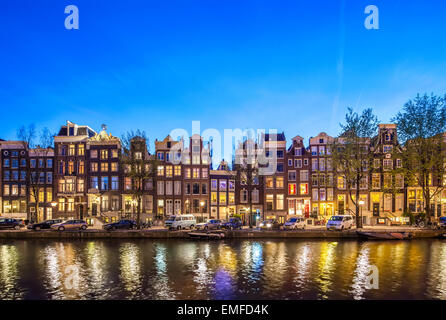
[0,225,432,233]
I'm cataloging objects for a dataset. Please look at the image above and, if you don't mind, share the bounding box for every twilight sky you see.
[1,0,445,153]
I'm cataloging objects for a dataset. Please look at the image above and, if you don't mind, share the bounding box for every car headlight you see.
[260,223,264,227]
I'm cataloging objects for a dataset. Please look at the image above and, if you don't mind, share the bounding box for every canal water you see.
[1,239,446,300]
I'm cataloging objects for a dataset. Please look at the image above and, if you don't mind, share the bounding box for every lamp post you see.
[50,201,57,221]
[132,199,137,220]
[245,206,251,228]
[359,199,365,229]
[200,201,205,222]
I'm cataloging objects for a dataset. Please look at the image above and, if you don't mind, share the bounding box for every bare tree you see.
[17,125,54,223]
[120,130,158,229]
[329,108,379,228]
[232,139,265,227]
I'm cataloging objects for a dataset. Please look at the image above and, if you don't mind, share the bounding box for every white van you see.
[326,215,354,231]
[165,214,196,230]
[283,217,306,230]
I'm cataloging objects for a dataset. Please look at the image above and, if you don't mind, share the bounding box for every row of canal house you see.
[258,125,407,225]
[1,120,446,226]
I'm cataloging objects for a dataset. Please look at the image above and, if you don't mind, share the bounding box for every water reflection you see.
[350,245,371,300]
[1,239,446,300]
[427,242,446,299]
[293,243,312,294]
[0,244,22,299]
[83,242,109,299]
[316,242,338,299]
[263,242,288,294]
[151,243,176,299]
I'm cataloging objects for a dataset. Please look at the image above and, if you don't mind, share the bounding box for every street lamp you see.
[200,201,205,222]
[359,199,365,228]
[132,199,137,219]
[245,206,251,228]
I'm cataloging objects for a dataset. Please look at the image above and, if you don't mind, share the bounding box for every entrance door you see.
[338,202,344,215]
[79,205,84,220]
[373,203,380,217]
[46,208,53,220]
[38,208,44,222]
[304,201,310,218]
[92,203,98,216]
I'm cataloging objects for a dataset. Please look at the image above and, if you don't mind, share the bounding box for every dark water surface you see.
[1,239,446,300]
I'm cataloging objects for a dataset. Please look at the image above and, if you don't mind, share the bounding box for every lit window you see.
[276,194,284,210]
[166,166,173,177]
[78,144,85,156]
[288,183,297,195]
[219,193,227,204]
[68,145,75,156]
[266,177,274,188]
[101,149,108,159]
[300,183,308,195]
[100,162,108,172]
[276,177,284,188]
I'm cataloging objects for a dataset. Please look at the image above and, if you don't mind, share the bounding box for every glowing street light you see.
[359,199,365,228]
[200,201,205,222]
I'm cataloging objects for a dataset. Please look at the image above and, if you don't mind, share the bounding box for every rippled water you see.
[1,239,446,300]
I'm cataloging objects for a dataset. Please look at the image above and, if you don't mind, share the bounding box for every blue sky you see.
[1,0,445,153]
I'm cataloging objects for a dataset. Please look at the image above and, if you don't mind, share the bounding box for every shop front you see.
[238,206,262,226]
[287,198,311,217]
[370,192,382,224]
[310,201,334,225]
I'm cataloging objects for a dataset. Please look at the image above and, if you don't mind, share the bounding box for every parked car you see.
[51,220,88,231]
[438,217,446,229]
[0,218,23,230]
[259,219,282,230]
[283,217,306,230]
[28,219,63,231]
[326,215,354,231]
[141,221,152,229]
[196,219,222,230]
[13,219,26,228]
[103,219,136,231]
[221,218,242,230]
[165,214,196,230]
